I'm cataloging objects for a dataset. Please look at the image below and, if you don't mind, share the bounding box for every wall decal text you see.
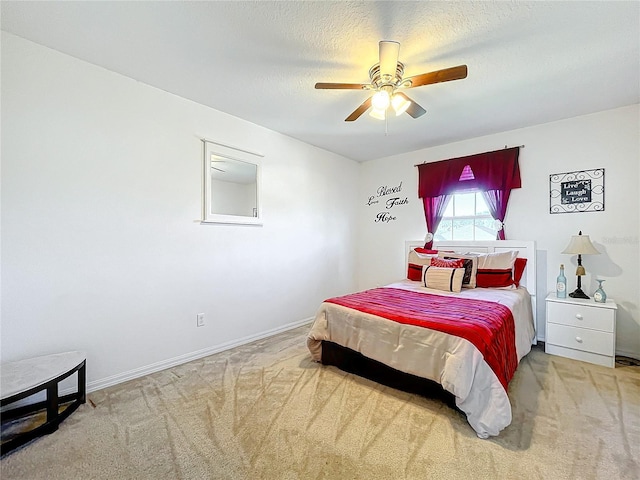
[366,181,409,223]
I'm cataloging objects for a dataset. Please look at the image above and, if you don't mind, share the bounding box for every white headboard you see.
[405,240,538,339]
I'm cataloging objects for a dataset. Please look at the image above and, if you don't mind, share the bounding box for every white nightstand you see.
[545,293,617,368]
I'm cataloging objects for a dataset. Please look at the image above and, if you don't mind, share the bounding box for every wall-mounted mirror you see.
[202,140,262,225]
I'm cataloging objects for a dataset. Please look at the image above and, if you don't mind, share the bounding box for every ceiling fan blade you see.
[315,82,369,90]
[405,65,468,88]
[379,41,400,78]
[345,97,373,122]
[395,92,426,118]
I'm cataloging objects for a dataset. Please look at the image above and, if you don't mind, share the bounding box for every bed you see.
[307,240,537,438]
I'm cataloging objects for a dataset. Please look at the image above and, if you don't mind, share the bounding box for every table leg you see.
[46,383,59,432]
[78,362,86,404]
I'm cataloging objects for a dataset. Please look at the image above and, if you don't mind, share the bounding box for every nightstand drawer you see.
[547,301,615,332]
[546,322,614,356]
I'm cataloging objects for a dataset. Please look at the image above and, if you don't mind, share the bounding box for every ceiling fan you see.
[315,41,467,122]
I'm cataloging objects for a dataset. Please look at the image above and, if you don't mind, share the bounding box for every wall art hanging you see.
[549,168,604,214]
[365,181,409,223]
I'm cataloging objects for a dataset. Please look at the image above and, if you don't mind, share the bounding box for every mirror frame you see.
[201,139,263,225]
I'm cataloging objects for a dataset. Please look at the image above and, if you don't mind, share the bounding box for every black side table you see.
[1,351,86,455]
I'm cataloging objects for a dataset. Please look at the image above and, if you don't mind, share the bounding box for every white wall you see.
[1,33,360,389]
[358,105,640,358]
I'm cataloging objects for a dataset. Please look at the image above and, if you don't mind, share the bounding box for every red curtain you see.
[418,147,521,243]
[423,195,451,249]
[482,190,509,240]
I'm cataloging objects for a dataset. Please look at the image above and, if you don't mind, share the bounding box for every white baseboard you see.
[85,317,314,394]
[44,320,640,401]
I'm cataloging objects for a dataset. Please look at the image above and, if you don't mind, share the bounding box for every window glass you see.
[435,192,497,241]
[442,197,454,217]
[475,194,491,215]
[434,221,453,241]
[454,193,475,216]
[452,218,474,240]
[474,218,498,240]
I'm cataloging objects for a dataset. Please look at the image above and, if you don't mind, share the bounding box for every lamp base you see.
[569,288,590,299]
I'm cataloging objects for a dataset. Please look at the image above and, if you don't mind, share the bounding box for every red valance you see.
[418,147,521,198]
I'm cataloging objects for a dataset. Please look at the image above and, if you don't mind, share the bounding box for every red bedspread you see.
[325,287,517,390]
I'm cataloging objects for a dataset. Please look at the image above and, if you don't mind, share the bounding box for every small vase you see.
[593,280,607,303]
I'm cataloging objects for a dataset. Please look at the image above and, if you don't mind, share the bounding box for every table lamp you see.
[561,231,600,299]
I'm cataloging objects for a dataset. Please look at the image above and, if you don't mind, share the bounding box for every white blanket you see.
[307,281,535,438]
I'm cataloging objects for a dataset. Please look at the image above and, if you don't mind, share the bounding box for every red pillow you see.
[407,263,423,281]
[415,248,438,254]
[476,257,527,288]
[513,258,527,287]
[430,257,465,268]
[476,269,514,288]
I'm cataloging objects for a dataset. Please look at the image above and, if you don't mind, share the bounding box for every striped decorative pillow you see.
[438,253,478,288]
[422,266,465,293]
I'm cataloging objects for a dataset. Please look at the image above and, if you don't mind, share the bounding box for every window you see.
[435,192,498,241]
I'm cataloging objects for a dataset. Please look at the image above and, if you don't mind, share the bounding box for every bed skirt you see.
[320,340,459,411]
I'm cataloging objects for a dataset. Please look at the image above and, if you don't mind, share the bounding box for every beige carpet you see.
[1,325,639,480]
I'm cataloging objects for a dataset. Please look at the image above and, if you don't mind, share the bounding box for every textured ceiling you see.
[2,1,639,162]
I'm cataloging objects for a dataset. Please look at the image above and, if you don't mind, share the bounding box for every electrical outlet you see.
[196,313,205,327]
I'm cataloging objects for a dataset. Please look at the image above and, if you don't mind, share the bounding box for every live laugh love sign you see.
[550,168,604,214]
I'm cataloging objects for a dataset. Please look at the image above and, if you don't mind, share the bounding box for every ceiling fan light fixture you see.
[369,107,386,120]
[316,40,467,122]
[371,90,390,110]
[391,93,411,116]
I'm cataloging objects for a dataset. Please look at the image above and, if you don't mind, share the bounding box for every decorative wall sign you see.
[549,168,604,214]
[365,181,409,223]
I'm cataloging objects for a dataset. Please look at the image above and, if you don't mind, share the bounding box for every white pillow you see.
[408,249,438,266]
[422,265,465,293]
[407,249,440,281]
[476,250,519,270]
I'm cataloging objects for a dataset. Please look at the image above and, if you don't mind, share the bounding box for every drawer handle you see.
[575,314,583,320]
[575,336,583,343]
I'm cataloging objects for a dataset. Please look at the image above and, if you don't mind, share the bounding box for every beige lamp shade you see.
[562,231,599,298]
[561,234,600,255]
